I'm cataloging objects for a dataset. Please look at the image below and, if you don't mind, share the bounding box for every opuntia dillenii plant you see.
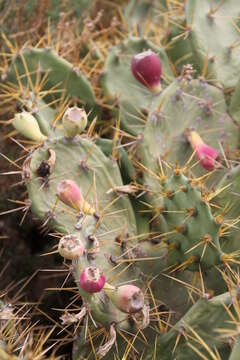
[3,1,240,358]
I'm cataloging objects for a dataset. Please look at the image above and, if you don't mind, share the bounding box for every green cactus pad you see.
[140,168,223,271]
[229,337,240,360]
[7,48,96,105]
[216,165,240,221]
[26,135,136,243]
[95,137,136,183]
[229,79,240,125]
[149,292,234,359]
[142,78,238,179]
[123,0,154,30]
[185,0,240,88]
[165,19,198,73]
[101,36,174,135]
[24,135,148,329]
[215,165,240,255]
[123,0,167,30]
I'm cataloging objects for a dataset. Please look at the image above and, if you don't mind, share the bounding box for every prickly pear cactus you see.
[3,1,240,359]
[20,114,160,357]
[13,102,240,359]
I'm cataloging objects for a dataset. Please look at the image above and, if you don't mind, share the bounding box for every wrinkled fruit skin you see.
[114,285,144,314]
[131,49,162,93]
[79,267,106,293]
[58,235,85,260]
[105,284,144,314]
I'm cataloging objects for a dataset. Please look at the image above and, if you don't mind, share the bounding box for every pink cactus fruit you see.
[57,180,84,211]
[104,284,144,314]
[79,267,106,293]
[187,130,220,171]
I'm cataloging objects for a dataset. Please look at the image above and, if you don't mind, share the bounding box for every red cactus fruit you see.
[131,50,162,94]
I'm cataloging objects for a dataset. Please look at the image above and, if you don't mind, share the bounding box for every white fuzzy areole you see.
[134,49,153,60]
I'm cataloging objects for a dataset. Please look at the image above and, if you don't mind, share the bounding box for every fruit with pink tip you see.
[57,180,84,211]
[104,283,144,313]
[187,130,220,171]
[57,180,95,215]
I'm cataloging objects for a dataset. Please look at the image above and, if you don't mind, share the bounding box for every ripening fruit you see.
[187,130,220,171]
[58,234,85,260]
[56,180,95,215]
[79,267,106,293]
[13,112,47,142]
[63,106,88,138]
[104,283,144,313]
[57,180,84,211]
[195,143,219,171]
[131,50,162,94]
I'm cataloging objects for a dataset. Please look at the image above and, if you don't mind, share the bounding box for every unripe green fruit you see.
[13,112,47,142]
[63,106,88,138]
